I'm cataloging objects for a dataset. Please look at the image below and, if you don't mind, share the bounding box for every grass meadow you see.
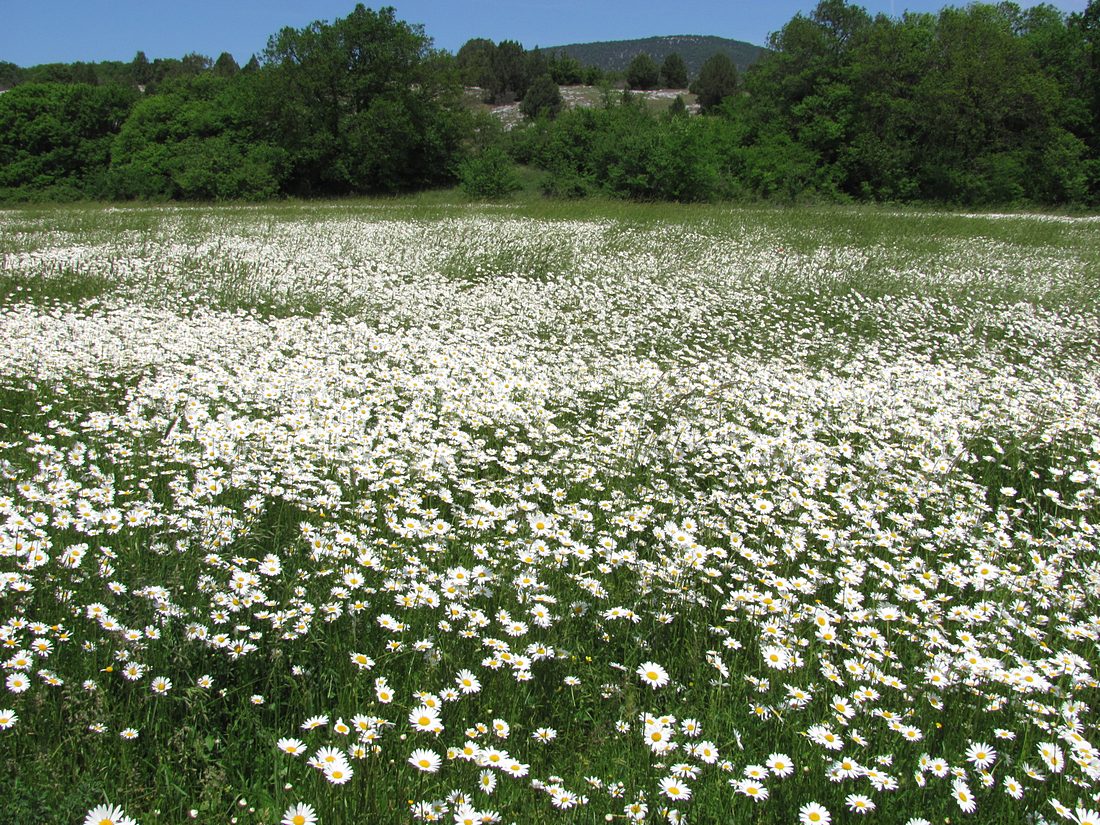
[1,199,1099,825]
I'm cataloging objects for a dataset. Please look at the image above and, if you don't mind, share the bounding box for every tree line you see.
[1,1,1098,206]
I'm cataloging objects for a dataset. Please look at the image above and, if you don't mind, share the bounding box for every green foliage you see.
[692,53,738,112]
[525,103,722,201]
[660,52,689,88]
[130,51,152,86]
[548,51,584,85]
[626,53,660,90]
[260,4,467,195]
[458,147,521,200]
[548,35,765,77]
[456,37,496,88]
[0,83,138,201]
[107,74,286,200]
[213,52,240,78]
[0,60,22,89]
[520,74,563,120]
[739,0,1098,204]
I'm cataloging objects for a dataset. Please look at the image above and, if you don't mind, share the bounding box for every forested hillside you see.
[1,0,1098,206]
[546,35,765,76]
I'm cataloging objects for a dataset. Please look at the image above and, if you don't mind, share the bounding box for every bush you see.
[626,53,659,90]
[0,83,138,201]
[107,75,287,200]
[458,147,521,199]
[693,53,738,113]
[520,75,563,120]
[661,53,689,89]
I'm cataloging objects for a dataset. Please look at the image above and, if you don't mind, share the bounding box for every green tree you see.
[130,51,152,86]
[456,38,496,88]
[661,53,689,88]
[0,82,138,201]
[213,52,240,77]
[692,53,738,111]
[520,74,563,119]
[910,4,1063,202]
[549,52,583,85]
[458,146,521,198]
[0,61,23,90]
[260,4,467,194]
[179,53,213,77]
[581,65,604,86]
[108,74,286,200]
[626,53,660,90]
[1073,0,1100,200]
[488,40,530,102]
[70,62,99,85]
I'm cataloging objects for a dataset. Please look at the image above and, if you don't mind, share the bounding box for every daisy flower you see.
[456,669,481,694]
[6,673,30,693]
[311,746,345,768]
[151,676,172,694]
[845,794,875,814]
[323,759,354,784]
[84,804,137,825]
[301,714,328,731]
[952,780,976,814]
[965,741,996,769]
[532,727,557,743]
[734,779,768,802]
[0,709,17,730]
[637,661,670,689]
[478,769,497,794]
[409,748,441,773]
[658,776,690,801]
[1038,741,1065,773]
[767,753,794,777]
[409,705,443,733]
[680,718,701,737]
[281,802,318,825]
[453,803,483,825]
[693,740,719,763]
[350,652,375,670]
[799,802,831,825]
[278,737,308,756]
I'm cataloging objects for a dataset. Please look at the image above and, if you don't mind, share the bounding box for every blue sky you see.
[2,0,1090,66]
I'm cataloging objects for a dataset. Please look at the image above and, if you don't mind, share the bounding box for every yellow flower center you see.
[293,816,306,825]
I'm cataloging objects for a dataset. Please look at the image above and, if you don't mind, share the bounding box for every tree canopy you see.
[661,53,689,88]
[626,53,660,90]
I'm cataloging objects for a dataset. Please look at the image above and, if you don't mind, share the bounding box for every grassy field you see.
[1,199,1098,825]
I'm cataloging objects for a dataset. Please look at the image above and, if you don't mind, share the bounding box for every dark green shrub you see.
[520,75,563,120]
[458,147,521,199]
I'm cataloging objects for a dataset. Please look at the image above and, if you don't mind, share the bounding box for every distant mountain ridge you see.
[544,35,766,78]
